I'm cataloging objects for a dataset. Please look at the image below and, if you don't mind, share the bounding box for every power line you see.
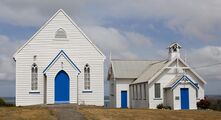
[192,62,221,69]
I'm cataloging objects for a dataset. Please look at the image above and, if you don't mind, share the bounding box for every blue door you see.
[55,70,70,103]
[121,91,127,108]
[180,88,189,109]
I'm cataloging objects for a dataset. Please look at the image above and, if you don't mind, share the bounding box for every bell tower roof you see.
[168,42,182,60]
[168,42,182,52]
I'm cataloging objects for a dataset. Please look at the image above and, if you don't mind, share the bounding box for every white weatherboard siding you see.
[116,79,133,108]
[148,71,175,109]
[44,55,79,104]
[15,10,105,106]
[173,84,197,110]
[109,47,206,110]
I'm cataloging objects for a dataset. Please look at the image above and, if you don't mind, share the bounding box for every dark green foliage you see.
[0,98,6,106]
[0,98,15,107]
[157,104,164,109]
[164,106,172,110]
[157,103,171,110]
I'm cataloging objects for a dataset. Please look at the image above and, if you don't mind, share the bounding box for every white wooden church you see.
[108,43,206,110]
[13,9,105,106]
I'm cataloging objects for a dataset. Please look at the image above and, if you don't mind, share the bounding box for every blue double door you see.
[121,91,127,108]
[55,70,70,103]
[180,88,189,109]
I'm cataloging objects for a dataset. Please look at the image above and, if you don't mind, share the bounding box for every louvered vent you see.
[55,28,67,38]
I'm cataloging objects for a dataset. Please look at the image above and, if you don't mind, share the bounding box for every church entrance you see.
[54,70,70,103]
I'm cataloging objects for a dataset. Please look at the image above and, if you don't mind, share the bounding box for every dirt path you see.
[46,104,87,120]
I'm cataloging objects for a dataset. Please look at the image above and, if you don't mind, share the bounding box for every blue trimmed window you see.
[84,64,90,90]
[31,63,38,90]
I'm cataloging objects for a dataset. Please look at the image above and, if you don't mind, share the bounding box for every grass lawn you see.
[79,107,221,120]
[0,106,56,120]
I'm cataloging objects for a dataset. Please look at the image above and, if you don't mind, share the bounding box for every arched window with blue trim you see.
[31,63,38,90]
[84,64,90,90]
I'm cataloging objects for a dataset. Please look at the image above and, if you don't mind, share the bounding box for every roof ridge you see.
[111,59,167,61]
[133,60,169,84]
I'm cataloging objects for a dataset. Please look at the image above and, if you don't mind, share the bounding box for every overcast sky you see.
[0,0,221,97]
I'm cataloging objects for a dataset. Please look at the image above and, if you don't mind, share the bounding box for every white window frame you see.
[31,63,38,91]
[154,83,161,98]
[84,64,90,90]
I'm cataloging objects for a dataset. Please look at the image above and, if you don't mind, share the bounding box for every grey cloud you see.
[0,35,24,81]
[1,0,221,41]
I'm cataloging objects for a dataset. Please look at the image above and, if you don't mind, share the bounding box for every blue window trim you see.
[55,101,69,104]
[171,75,199,90]
[43,50,81,73]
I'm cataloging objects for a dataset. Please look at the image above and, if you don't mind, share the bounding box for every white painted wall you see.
[173,84,197,110]
[115,79,133,108]
[148,71,175,109]
[15,10,105,106]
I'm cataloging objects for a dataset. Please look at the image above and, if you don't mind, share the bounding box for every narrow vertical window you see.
[143,84,146,100]
[136,85,138,100]
[84,64,90,90]
[140,84,142,100]
[31,63,38,90]
[155,83,161,98]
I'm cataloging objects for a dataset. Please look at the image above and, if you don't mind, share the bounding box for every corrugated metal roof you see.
[111,60,161,79]
[132,60,169,84]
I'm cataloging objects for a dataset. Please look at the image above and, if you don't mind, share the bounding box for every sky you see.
[0,0,221,97]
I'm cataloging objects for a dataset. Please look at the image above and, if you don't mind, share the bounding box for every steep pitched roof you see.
[111,59,161,79]
[13,9,105,59]
[132,60,168,84]
[166,75,199,90]
[43,50,81,74]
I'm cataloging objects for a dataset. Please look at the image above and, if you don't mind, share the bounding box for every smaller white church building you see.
[13,9,105,106]
[108,43,206,110]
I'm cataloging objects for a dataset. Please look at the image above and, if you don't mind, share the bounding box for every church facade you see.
[13,9,105,106]
[108,43,206,110]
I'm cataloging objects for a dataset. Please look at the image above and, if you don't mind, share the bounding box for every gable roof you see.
[166,75,199,90]
[13,9,105,59]
[132,60,168,84]
[111,59,161,79]
[178,58,207,84]
[144,58,206,85]
[43,50,81,74]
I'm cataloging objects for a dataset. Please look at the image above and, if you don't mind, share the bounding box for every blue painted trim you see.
[171,75,199,90]
[121,91,128,108]
[180,88,189,109]
[55,101,70,104]
[43,50,81,73]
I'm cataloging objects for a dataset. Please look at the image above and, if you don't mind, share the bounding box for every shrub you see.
[157,104,164,109]
[157,103,171,110]
[197,98,210,109]
[164,106,172,110]
[0,98,6,106]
